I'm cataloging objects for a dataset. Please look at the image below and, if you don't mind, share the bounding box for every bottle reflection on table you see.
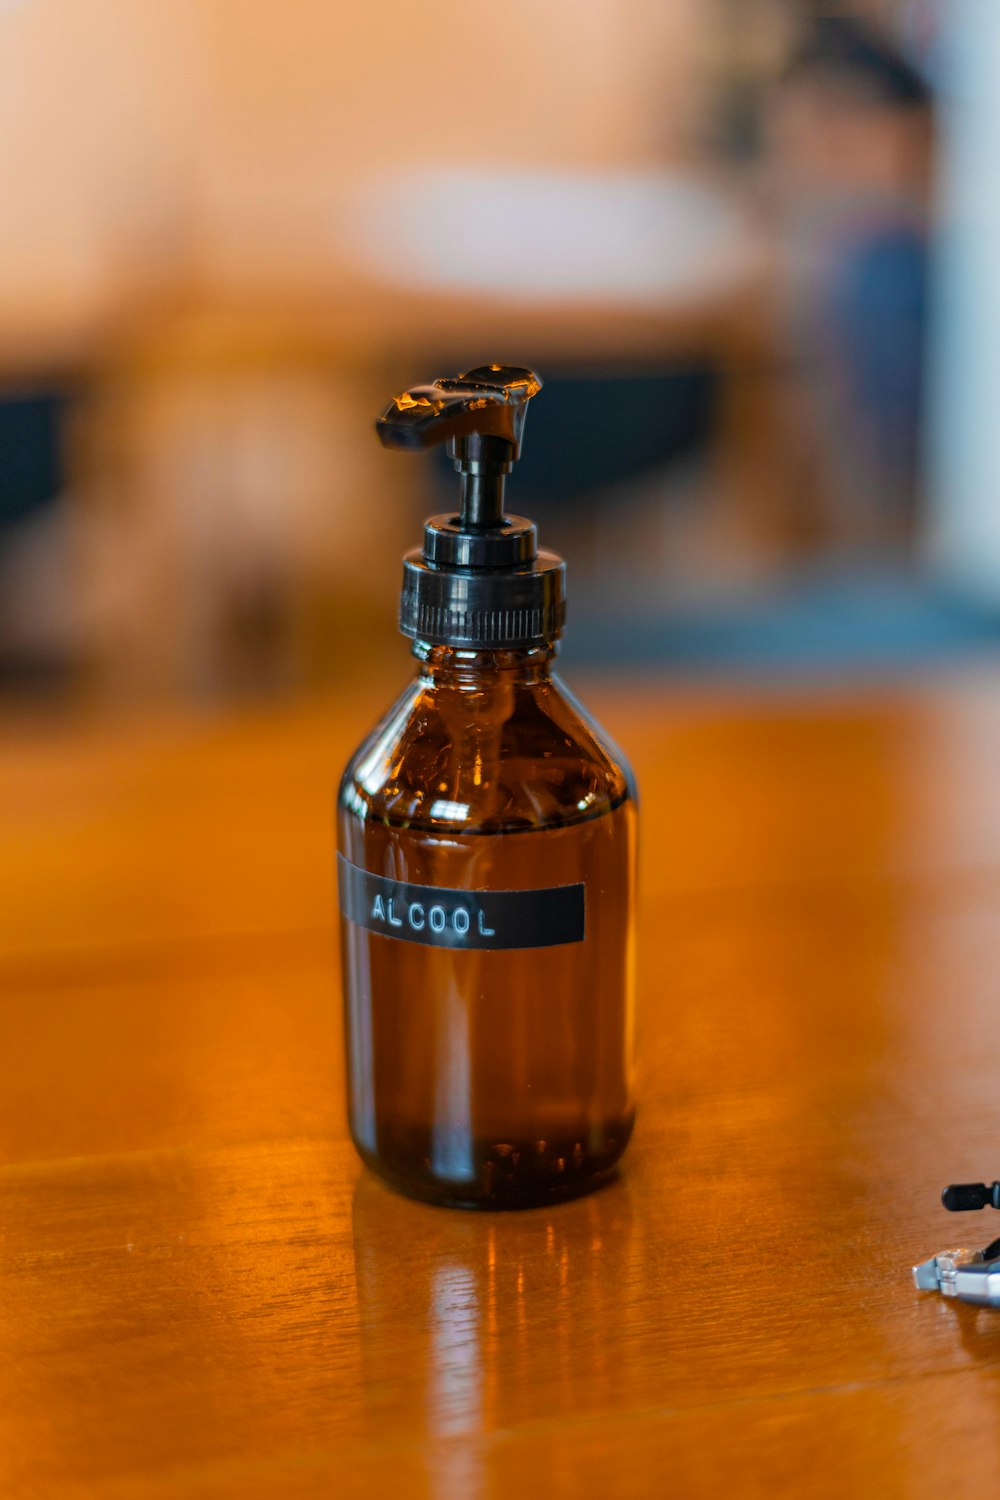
[351,1171,636,1484]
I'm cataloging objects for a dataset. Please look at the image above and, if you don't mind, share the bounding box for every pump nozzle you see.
[376,365,541,458]
[377,365,542,531]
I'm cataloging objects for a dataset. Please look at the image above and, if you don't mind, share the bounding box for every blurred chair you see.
[71,312,406,698]
[0,388,74,689]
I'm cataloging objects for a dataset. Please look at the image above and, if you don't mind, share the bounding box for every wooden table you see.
[5,673,1000,1497]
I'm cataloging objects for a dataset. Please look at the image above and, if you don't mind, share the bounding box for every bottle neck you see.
[413,640,555,688]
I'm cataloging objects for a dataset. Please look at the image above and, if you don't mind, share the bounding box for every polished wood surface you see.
[5,673,1000,1497]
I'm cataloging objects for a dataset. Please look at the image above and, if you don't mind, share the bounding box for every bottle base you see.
[352,1113,634,1211]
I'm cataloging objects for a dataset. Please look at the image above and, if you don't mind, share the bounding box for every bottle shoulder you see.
[339,671,635,835]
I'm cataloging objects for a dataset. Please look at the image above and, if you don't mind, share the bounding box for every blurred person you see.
[763,10,933,557]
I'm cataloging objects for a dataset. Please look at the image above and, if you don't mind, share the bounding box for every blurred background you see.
[0,0,997,703]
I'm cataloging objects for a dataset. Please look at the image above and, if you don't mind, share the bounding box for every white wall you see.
[0,0,712,351]
[926,0,1000,600]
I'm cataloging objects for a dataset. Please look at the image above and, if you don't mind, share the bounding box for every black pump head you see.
[376,365,539,458]
[375,364,565,649]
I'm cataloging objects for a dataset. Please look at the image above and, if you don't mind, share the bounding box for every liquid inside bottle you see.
[338,643,636,1209]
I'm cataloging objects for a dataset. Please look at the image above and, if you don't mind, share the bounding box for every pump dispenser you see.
[377,365,564,649]
[338,364,637,1208]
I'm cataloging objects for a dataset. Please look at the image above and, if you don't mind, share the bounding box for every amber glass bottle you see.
[337,366,637,1209]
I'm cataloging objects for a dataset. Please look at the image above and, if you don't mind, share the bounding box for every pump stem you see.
[460,471,506,530]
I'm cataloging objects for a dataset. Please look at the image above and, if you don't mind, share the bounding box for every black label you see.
[337,854,585,950]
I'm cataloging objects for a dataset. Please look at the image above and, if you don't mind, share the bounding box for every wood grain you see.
[4,673,1000,1497]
